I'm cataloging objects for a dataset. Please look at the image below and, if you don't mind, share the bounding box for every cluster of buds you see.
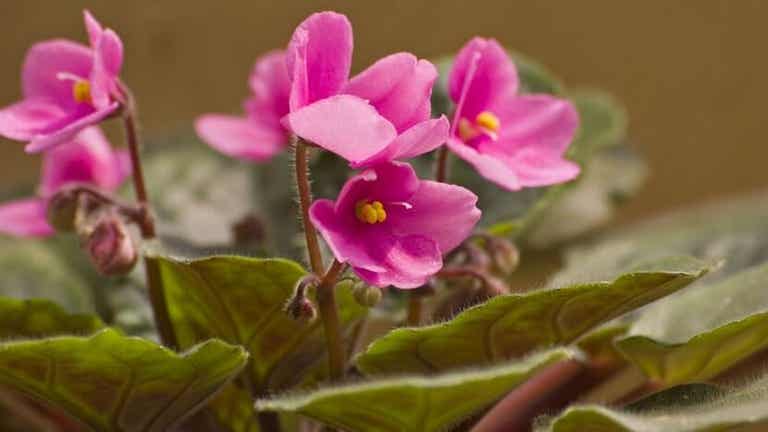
[46,185,140,276]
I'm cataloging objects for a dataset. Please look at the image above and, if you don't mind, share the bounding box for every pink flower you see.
[195,50,291,162]
[310,162,481,288]
[0,10,123,153]
[0,127,129,237]
[447,38,580,191]
[282,11,447,167]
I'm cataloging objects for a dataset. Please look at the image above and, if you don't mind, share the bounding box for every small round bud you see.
[352,282,382,308]
[285,296,317,322]
[488,237,520,276]
[46,188,81,232]
[86,215,137,276]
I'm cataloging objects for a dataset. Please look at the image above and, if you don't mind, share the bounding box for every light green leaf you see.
[0,328,247,432]
[259,348,578,432]
[357,256,708,375]
[153,254,367,392]
[0,297,103,338]
[541,373,768,432]
[617,262,768,385]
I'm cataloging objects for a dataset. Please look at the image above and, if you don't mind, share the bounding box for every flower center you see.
[72,80,92,104]
[355,200,387,224]
[458,110,500,141]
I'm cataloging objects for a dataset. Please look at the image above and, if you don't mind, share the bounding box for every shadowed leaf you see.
[0,297,103,339]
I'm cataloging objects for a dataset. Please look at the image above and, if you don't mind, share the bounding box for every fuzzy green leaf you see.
[541,374,768,432]
[259,348,578,432]
[0,296,103,338]
[153,254,367,391]
[0,328,247,431]
[616,262,768,385]
[357,256,708,375]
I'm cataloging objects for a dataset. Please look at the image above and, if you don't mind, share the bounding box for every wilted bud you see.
[46,188,81,232]
[352,282,382,307]
[86,214,137,276]
[488,237,520,276]
[285,274,318,321]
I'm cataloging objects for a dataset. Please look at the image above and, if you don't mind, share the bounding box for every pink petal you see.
[309,199,387,273]
[83,10,103,48]
[283,95,396,163]
[0,99,67,141]
[22,39,93,109]
[506,147,580,187]
[0,198,53,238]
[334,162,420,215]
[488,94,579,155]
[25,102,119,153]
[345,53,437,132]
[247,50,290,127]
[351,116,449,169]
[286,11,353,111]
[446,137,522,191]
[195,114,287,162]
[448,38,518,120]
[353,234,442,289]
[388,180,480,253]
[90,28,123,109]
[39,126,126,196]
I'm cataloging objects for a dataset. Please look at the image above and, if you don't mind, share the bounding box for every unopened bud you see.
[231,212,266,246]
[352,282,382,307]
[86,215,137,276]
[46,188,81,232]
[488,237,520,276]
[285,274,319,321]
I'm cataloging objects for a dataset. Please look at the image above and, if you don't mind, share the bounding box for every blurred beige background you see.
[1,1,765,223]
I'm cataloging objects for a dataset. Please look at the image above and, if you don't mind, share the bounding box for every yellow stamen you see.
[355,200,387,224]
[458,118,476,141]
[475,111,500,132]
[72,80,91,104]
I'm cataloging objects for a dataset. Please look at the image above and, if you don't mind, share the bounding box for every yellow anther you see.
[458,118,476,141]
[476,111,500,132]
[72,80,91,104]
[355,200,387,224]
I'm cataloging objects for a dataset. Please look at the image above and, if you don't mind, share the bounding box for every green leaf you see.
[616,261,768,385]
[357,256,708,375]
[0,297,103,338]
[541,373,768,432]
[258,348,578,432]
[0,328,247,432]
[153,254,367,391]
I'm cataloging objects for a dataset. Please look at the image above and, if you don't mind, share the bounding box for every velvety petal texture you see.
[0,127,128,238]
[447,37,580,191]
[0,11,123,153]
[310,162,480,289]
[196,50,290,162]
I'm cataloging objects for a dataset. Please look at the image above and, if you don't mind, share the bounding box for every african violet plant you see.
[0,9,765,432]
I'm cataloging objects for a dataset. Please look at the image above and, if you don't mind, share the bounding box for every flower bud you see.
[46,188,81,232]
[284,274,319,322]
[352,282,382,308]
[488,237,520,276]
[86,214,137,276]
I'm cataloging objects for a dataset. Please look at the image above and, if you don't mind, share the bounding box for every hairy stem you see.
[121,90,177,348]
[434,146,450,183]
[406,295,423,326]
[316,260,346,381]
[293,138,324,275]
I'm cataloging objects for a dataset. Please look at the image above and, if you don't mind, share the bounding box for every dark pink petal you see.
[388,180,480,253]
[89,28,123,109]
[22,40,93,109]
[283,95,396,163]
[489,94,578,155]
[334,162,420,215]
[39,127,127,196]
[446,137,522,191]
[286,11,353,110]
[83,10,103,48]
[309,199,387,272]
[247,50,290,127]
[0,198,53,238]
[448,38,518,120]
[345,53,437,132]
[506,147,580,187]
[25,102,119,153]
[195,114,287,162]
[0,99,66,141]
[353,234,442,289]
[350,116,449,169]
